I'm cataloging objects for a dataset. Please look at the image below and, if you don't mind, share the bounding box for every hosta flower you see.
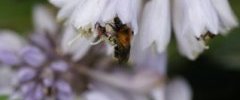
[49,0,144,59]
[49,0,142,35]
[50,0,238,61]
[135,0,238,60]
[172,0,238,60]
[135,0,171,55]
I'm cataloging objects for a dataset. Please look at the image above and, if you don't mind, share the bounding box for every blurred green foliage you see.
[0,96,7,100]
[0,0,47,34]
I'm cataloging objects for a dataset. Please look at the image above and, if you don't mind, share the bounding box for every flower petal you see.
[17,67,36,82]
[57,0,84,21]
[20,82,36,95]
[49,0,68,8]
[116,0,132,24]
[34,85,44,100]
[56,80,72,94]
[0,67,15,95]
[33,4,58,35]
[173,0,208,60]
[50,60,68,72]
[211,0,238,33]
[61,26,93,61]
[0,50,20,65]
[150,86,165,100]
[84,69,162,93]
[21,46,46,67]
[0,30,25,51]
[137,0,171,53]
[100,0,118,22]
[166,77,192,100]
[84,91,111,100]
[29,33,52,52]
[72,0,108,29]
[132,46,167,75]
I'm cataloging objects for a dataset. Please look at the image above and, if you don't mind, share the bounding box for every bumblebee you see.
[109,17,133,63]
[94,17,133,63]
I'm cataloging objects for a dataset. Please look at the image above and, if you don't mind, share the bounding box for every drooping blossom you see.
[49,0,238,60]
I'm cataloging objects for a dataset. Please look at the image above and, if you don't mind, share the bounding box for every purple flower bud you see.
[18,68,36,82]
[34,85,44,100]
[21,46,46,67]
[21,82,36,95]
[55,80,72,94]
[24,96,35,100]
[50,60,68,72]
[43,78,54,87]
[30,33,52,52]
[0,50,20,65]
[57,92,73,100]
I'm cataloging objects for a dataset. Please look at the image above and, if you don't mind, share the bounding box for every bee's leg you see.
[114,46,120,58]
[95,22,101,29]
[90,36,104,45]
[105,23,117,31]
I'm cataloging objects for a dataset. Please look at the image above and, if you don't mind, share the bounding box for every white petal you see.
[84,91,111,100]
[33,5,58,34]
[116,0,132,24]
[173,0,207,60]
[130,44,167,75]
[49,0,68,8]
[150,86,165,100]
[130,0,143,34]
[137,0,171,54]
[199,0,219,35]
[71,37,93,61]
[61,26,77,54]
[105,44,114,56]
[87,83,148,100]
[61,26,92,61]
[72,0,108,29]
[0,30,25,51]
[57,0,84,21]
[166,77,192,100]
[100,0,118,22]
[83,68,162,93]
[176,31,206,60]
[211,0,238,33]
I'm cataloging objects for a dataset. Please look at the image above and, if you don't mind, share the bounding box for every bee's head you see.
[114,17,123,29]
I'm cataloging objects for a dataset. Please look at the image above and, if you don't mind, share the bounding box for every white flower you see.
[50,0,238,61]
[51,0,142,32]
[172,0,238,60]
[165,77,192,100]
[49,0,143,51]
[135,0,171,54]
[61,25,94,61]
